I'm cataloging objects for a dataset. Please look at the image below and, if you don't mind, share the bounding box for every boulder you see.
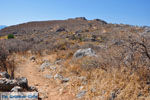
[0,71,10,78]
[73,48,97,58]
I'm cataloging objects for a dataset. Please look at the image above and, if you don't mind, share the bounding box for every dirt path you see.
[14,55,75,100]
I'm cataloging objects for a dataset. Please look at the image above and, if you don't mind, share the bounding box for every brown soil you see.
[14,55,75,100]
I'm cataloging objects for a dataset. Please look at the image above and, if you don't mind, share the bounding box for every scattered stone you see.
[49,65,57,70]
[0,71,10,78]
[30,56,36,62]
[45,75,53,79]
[54,59,63,65]
[40,61,51,71]
[11,86,23,92]
[54,74,63,80]
[76,90,87,98]
[78,86,84,91]
[28,86,38,91]
[73,48,97,58]
[54,74,70,83]
[61,78,69,83]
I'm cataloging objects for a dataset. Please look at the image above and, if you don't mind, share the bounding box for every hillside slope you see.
[0,17,150,100]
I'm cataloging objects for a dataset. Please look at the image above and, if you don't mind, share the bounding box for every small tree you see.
[7,34,14,39]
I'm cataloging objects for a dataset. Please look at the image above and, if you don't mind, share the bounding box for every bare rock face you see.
[73,48,97,58]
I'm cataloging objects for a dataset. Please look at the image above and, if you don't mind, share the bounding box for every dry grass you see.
[60,57,150,100]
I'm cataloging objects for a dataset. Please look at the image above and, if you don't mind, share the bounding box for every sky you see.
[0,0,150,26]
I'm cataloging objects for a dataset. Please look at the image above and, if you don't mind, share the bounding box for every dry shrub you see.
[0,46,15,78]
[65,61,150,99]
[0,46,8,72]
[58,50,150,100]
[74,56,101,70]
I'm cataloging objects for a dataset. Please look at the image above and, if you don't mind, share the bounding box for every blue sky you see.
[0,0,149,26]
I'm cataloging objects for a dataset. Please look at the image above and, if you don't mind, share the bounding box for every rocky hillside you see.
[0,17,150,100]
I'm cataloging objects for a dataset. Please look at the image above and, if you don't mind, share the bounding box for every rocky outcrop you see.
[93,19,107,24]
[75,17,87,21]
[0,78,17,91]
[0,72,36,92]
[0,77,29,91]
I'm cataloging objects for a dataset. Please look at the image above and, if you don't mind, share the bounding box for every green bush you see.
[7,34,14,39]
